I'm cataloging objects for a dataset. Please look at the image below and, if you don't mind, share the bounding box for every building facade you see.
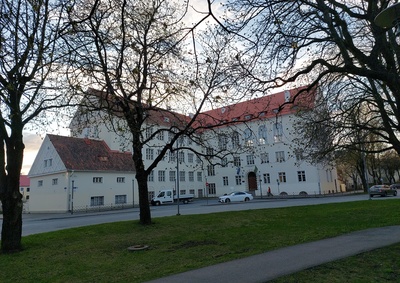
[28,87,340,212]
[28,135,135,213]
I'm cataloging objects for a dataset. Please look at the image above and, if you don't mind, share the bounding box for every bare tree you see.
[0,0,75,253]
[220,0,400,155]
[64,0,259,225]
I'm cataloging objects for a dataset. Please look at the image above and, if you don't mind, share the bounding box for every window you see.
[93,177,103,183]
[157,131,164,141]
[295,149,304,161]
[169,171,176,182]
[234,156,241,167]
[188,153,194,163]
[145,126,153,139]
[117,177,125,183]
[232,131,240,148]
[169,151,176,162]
[52,178,58,185]
[38,180,43,187]
[91,196,104,206]
[146,148,154,160]
[208,183,216,195]
[246,155,255,165]
[263,173,270,184]
[278,172,287,183]
[93,126,99,138]
[223,176,229,186]
[178,136,185,146]
[276,151,285,162]
[218,134,228,150]
[178,151,185,163]
[189,171,194,182]
[261,153,269,164]
[158,170,165,182]
[221,157,228,167]
[274,122,283,142]
[298,171,306,182]
[168,132,174,142]
[197,172,202,182]
[115,195,127,204]
[148,171,154,182]
[258,125,267,144]
[44,158,53,167]
[326,170,333,182]
[235,175,242,185]
[244,128,254,147]
[179,171,185,182]
[207,164,215,176]
[206,147,214,158]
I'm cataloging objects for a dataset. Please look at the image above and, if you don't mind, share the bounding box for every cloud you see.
[21,132,45,175]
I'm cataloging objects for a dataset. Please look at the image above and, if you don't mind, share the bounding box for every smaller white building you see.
[28,134,136,213]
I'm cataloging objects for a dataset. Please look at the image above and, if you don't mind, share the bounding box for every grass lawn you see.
[1,199,400,282]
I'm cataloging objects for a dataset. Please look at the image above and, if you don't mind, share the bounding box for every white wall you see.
[28,171,138,213]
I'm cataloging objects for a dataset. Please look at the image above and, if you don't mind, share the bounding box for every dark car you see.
[369,185,398,197]
[390,184,400,190]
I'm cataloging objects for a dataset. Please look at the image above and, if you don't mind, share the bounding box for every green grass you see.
[1,199,400,282]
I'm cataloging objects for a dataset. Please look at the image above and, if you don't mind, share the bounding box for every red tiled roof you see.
[83,86,315,130]
[47,134,135,172]
[20,175,30,187]
[84,88,189,128]
[196,86,316,127]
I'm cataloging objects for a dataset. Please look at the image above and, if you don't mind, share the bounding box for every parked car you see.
[390,184,400,190]
[369,185,398,197]
[218,191,253,203]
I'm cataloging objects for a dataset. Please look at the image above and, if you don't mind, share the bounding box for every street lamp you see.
[176,149,180,216]
[375,3,400,35]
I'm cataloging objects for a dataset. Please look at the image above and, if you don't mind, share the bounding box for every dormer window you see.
[98,156,108,162]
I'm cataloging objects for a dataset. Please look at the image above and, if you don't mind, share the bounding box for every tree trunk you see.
[1,193,23,253]
[131,142,152,225]
[136,171,152,225]
[1,134,25,253]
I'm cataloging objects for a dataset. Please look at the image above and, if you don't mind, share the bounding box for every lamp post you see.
[176,149,180,216]
[276,179,280,194]
[71,180,75,214]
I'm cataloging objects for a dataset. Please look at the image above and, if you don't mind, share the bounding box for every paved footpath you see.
[146,226,400,283]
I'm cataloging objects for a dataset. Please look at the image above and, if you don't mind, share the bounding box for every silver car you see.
[369,185,398,197]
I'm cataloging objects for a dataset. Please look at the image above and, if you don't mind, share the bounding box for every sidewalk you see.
[146,225,400,283]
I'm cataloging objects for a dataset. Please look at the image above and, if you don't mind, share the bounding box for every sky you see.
[20,0,225,176]
[22,132,46,175]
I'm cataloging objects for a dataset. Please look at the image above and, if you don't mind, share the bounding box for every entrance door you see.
[248,172,257,192]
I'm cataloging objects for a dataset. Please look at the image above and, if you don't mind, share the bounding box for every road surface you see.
[0,193,396,236]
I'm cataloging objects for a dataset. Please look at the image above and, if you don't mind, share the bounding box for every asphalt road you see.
[1,193,397,236]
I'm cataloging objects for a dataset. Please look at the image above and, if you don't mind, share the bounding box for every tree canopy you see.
[221,0,400,156]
